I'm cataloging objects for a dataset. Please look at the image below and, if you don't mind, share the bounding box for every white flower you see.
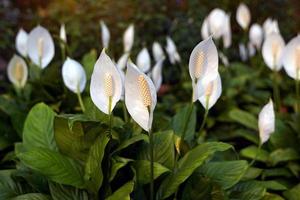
[90,49,123,114]
[197,73,222,110]
[259,99,275,144]
[16,28,28,57]
[136,47,151,72]
[100,21,110,49]
[249,23,263,50]
[125,61,157,131]
[236,3,251,30]
[263,18,280,36]
[262,32,285,71]
[219,52,229,67]
[201,17,210,40]
[116,53,130,70]
[189,37,219,102]
[166,36,181,64]
[151,58,165,91]
[60,23,67,43]
[7,55,28,88]
[62,58,86,93]
[281,35,300,80]
[239,43,248,61]
[223,14,232,48]
[27,25,55,68]
[152,42,165,62]
[123,24,134,53]
[248,42,256,57]
[208,8,227,39]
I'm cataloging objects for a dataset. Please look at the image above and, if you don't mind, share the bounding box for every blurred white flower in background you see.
[27,25,55,69]
[152,42,165,62]
[166,36,181,64]
[7,55,28,88]
[249,23,263,50]
[223,14,232,48]
[259,99,275,144]
[16,28,28,57]
[100,21,110,49]
[248,42,256,57]
[60,23,67,43]
[117,53,130,70]
[263,18,280,37]
[123,24,134,53]
[239,43,248,61]
[136,47,151,73]
[208,8,227,39]
[151,58,165,92]
[236,3,251,30]
[201,17,210,40]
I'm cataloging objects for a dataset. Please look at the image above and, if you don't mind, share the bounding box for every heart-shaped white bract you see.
[281,35,300,80]
[223,14,232,48]
[207,8,227,39]
[262,32,285,71]
[259,99,275,144]
[263,18,280,37]
[197,73,222,110]
[236,3,251,30]
[16,28,28,57]
[248,42,256,57]
[27,25,55,69]
[117,53,130,70]
[166,36,181,64]
[123,24,134,53]
[62,58,86,94]
[239,43,248,61]
[60,24,67,43]
[7,54,28,88]
[100,21,110,49]
[249,23,263,50]
[152,42,165,63]
[125,61,157,132]
[151,58,165,92]
[189,37,219,102]
[90,49,122,114]
[201,17,210,40]
[136,47,151,73]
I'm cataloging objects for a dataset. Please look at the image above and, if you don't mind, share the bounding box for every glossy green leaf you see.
[229,181,266,200]
[105,181,134,200]
[49,182,88,200]
[11,193,51,200]
[283,183,300,200]
[269,148,299,166]
[240,146,269,163]
[112,134,149,154]
[110,157,133,182]
[229,109,258,130]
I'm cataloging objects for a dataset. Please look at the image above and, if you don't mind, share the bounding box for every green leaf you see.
[105,181,134,200]
[229,181,266,200]
[11,193,51,200]
[110,157,133,182]
[138,130,175,169]
[157,142,232,199]
[283,183,300,200]
[240,146,269,163]
[49,182,88,200]
[112,134,149,154]
[133,160,170,185]
[81,49,97,80]
[242,167,263,181]
[23,103,56,151]
[0,170,22,199]
[200,160,248,189]
[229,109,258,130]
[262,193,285,200]
[84,133,110,193]
[269,148,299,166]
[18,148,84,188]
[259,181,287,191]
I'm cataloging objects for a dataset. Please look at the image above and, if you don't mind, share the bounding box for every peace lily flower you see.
[60,24,67,43]
[201,17,210,40]
[236,3,251,30]
[7,55,28,88]
[263,18,280,36]
[62,58,86,93]
[166,36,181,64]
[258,99,275,144]
[223,14,232,48]
[151,58,165,92]
[249,23,263,50]
[262,32,285,71]
[189,37,219,102]
[117,53,130,70]
[219,52,229,67]
[136,47,151,72]
[27,25,55,69]
[152,42,165,62]
[16,28,28,57]
[123,24,134,53]
[100,21,110,49]
[248,42,256,57]
[239,43,248,61]
[207,8,227,39]
[125,61,157,132]
[90,49,123,114]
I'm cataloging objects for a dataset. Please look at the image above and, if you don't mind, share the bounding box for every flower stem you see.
[198,96,210,138]
[76,88,85,113]
[122,101,128,123]
[249,143,262,166]
[295,76,299,113]
[61,44,66,61]
[272,70,281,112]
[147,106,154,200]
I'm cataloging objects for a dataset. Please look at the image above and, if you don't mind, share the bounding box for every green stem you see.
[76,87,85,113]
[272,70,281,112]
[149,127,154,200]
[61,44,66,61]
[198,96,210,138]
[122,101,129,123]
[249,143,262,166]
[295,75,299,113]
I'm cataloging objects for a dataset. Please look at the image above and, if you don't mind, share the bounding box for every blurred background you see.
[1,0,300,77]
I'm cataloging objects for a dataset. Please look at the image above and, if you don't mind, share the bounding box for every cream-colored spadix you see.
[90,49,122,114]
[123,24,134,53]
[136,47,151,72]
[259,99,275,144]
[7,55,28,88]
[236,3,251,30]
[100,21,110,49]
[16,29,28,57]
[125,61,157,131]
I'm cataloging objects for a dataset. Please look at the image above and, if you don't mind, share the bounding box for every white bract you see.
[152,42,165,62]
[136,47,151,72]
[16,28,28,57]
[189,37,219,102]
[197,73,222,110]
[60,24,67,43]
[201,17,210,40]
[281,35,300,80]
[223,14,232,48]
[90,49,123,114]
[117,53,130,70]
[259,100,275,144]
[166,36,181,64]
[123,24,134,53]
[236,3,251,30]
[100,21,110,49]
[125,61,157,131]
[249,23,263,50]
[248,42,256,57]
[262,32,285,71]
[151,58,165,91]
[239,43,248,61]
[27,25,55,68]
[7,55,28,88]
[62,58,86,93]
[263,18,280,36]
[208,8,227,39]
